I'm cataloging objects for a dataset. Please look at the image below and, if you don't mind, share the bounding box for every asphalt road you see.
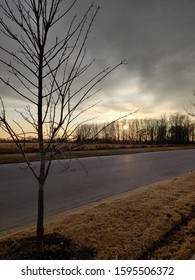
[1,149,195,235]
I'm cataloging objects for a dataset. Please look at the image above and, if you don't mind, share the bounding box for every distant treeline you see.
[75,113,195,145]
[1,112,195,145]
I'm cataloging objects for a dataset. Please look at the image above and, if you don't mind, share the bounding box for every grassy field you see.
[1,142,195,164]
[0,172,195,260]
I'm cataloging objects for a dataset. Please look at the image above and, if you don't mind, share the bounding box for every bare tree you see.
[0,0,126,252]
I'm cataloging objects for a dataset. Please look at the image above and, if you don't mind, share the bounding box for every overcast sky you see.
[1,0,195,137]
[87,0,195,120]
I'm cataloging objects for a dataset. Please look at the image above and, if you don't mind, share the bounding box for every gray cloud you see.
[95,0,195,116]
[1,0,195,121]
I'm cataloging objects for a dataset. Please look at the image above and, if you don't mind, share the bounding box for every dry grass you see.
[0,142,39,154]
[1,143,195,165]
[0,172,195,259]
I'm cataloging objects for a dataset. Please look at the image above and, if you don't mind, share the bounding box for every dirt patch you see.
[0,232,96,260]
[0,172,195,260]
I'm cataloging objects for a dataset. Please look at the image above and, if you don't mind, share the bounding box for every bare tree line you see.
[75,113,195,145]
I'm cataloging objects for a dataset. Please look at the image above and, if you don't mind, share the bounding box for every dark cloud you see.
[91,0,195,116]
[1,0,195,120]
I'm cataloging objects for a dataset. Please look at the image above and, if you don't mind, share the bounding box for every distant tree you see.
[75,123,92,142]
[156,115,168,144]
[0,0,126,252]
[187,91,195,142]
[187,90,195,118]
[169,113,190,144]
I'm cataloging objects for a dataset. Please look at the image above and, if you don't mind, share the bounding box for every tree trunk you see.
[36,43,44,252]
[36,182,44,253]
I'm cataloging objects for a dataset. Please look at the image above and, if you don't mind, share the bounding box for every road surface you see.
[0,149,195,235]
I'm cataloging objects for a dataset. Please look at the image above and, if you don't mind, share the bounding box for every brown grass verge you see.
[0,172,195,260]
